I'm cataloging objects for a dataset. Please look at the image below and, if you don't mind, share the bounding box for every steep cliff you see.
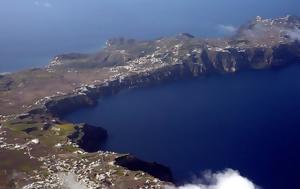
[115,155,173,182]
[68,123,108,152]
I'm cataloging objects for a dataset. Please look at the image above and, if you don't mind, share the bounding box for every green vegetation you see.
[3,120,41,133]
[38,124,77,147]
[62,144,78,152]
[3,118,78,150]
[55,123,76,136]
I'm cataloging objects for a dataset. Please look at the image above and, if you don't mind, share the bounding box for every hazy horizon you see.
[0,0,300,72]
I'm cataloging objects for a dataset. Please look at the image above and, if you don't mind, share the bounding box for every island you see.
[0,15,300,189]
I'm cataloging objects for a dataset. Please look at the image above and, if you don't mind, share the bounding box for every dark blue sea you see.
[65,64,300,189]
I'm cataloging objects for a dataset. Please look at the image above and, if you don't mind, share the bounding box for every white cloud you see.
[218,25,238,34]
[0,72,11,76]
[59,172,88,189]
[165,169,260,189]
[285,28,300,41]
[34,1,53,8]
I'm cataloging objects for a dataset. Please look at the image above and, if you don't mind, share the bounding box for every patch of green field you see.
[3,118,81,153]
[62,144,78,152]
[38,133,62,146]
[40,169,51,178]
[55,123,76,136]
[37,124,76,147]
[19,164,33,172]
[3,121,41,133]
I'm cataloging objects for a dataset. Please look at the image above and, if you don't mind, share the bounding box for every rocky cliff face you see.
[40,16,300,116]
[45,94,97,116]
[115,155,173,182]
[44,41,300,116]
[68,123,108,152]
[48,15,300,73]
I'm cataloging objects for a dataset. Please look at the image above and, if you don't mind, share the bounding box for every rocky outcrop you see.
[68,123,108,152]
[45,94,97,116]
[115,155,173,182]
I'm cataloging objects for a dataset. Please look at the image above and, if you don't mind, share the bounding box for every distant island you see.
[0,15,299,189]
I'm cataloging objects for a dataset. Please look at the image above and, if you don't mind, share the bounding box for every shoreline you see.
[0,15,300,188]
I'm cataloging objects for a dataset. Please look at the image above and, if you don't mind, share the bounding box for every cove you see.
[64,64,300,189]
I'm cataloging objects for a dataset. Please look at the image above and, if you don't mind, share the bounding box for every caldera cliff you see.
[0,15,300,189]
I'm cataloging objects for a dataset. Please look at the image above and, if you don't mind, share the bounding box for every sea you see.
[65,64,300,189]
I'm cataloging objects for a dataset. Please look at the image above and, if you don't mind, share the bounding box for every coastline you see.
[0,15,300,188]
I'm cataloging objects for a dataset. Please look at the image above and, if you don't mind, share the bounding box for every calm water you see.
[65,64,300,189]
[1,0,300,72]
